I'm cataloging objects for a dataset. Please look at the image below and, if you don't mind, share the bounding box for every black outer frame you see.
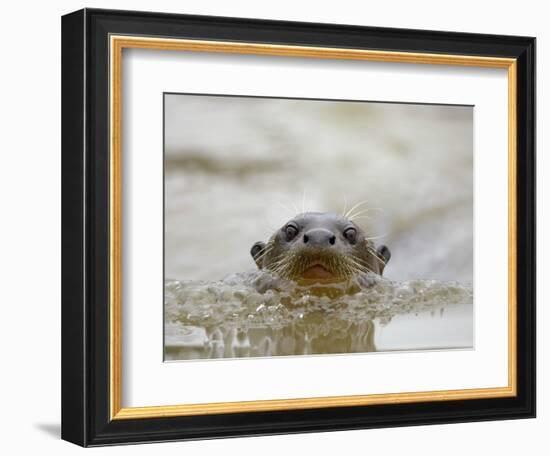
[61,8,536,447]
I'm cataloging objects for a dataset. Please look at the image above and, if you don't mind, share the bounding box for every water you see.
[164,273,473,360]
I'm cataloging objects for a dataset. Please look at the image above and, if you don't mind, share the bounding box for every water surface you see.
[165,273,473,360]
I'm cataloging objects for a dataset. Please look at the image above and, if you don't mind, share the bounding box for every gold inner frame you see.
[109,35,518,420]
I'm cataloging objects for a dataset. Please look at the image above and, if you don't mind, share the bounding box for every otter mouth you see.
[301,261,335,280]
[270,250,358,283]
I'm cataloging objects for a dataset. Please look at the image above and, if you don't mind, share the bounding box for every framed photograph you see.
[61,8,536,447]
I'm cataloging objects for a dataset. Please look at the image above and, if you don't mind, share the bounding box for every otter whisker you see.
[341,261,354,277]
[348,209,372,219]
[272,261,292,274]
[348,255,372,268]
[364,233,388,241]
[347,215,373,222]
[269,252,291,266]
[347,261,365,277]
[364,242,386,258]
[269,253,295,277]
[348,204,383,221]
[344,200,370,219]
[269,263,286,277]
[253,245,275,263]
[350,207,382,215]
[253,247,276,265]
[346,263,369,277]
[269,260,290,273]
[352,247,381,265]
[347,256,375,274]
[348,208,382,222]
[348,209,383,224]
[264,261,288,276]
[364,246,388,265]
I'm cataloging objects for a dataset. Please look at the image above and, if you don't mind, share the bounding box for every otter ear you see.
[250,241,266,269]
[377,245,391,274]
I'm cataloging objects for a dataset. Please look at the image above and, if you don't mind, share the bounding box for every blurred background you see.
[164,94,473,283]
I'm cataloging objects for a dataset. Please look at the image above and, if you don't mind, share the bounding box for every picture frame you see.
[61,8,536,447]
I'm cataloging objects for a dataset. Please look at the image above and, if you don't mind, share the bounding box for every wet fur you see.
[251,212,390,282]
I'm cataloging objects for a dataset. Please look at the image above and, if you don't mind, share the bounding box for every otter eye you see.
[284,224,299,241]
[343,227,357,244]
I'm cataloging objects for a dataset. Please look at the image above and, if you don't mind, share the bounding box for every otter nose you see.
[303,228,336,247]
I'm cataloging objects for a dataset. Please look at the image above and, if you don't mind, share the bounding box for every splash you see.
[165,272,473,360]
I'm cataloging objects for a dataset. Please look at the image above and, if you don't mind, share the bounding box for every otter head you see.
[250,212,390,283]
